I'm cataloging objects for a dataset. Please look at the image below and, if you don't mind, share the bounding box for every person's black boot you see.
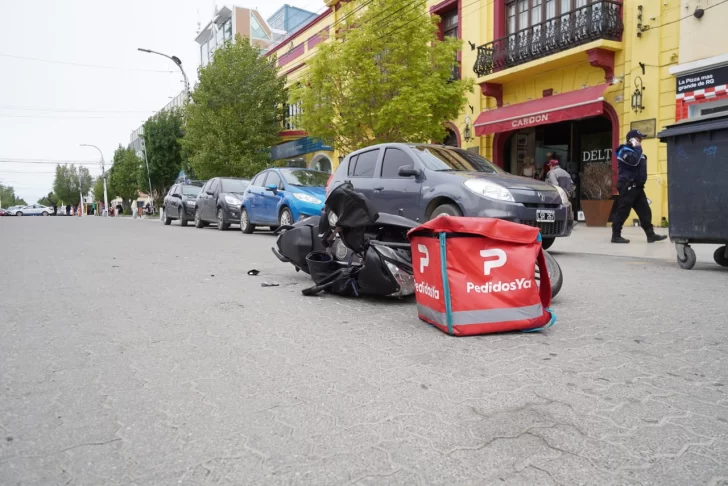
[647,233,667,243]
[611,235,630,243]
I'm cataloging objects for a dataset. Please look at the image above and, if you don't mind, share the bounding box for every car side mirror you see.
[398,165,422,178]
[265,184,278,192]
[206,190,214,195]
[173,193,182,199]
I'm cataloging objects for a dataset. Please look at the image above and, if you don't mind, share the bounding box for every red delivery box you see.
[407,216,555,336]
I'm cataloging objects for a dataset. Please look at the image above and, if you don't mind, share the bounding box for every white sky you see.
[0,0,325,205]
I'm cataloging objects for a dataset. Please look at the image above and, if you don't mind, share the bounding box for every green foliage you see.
[37,192,59,206]
[108,145,141,205]
[93,176,107,203]
[0,183,23,207]
[53,164,93,205]
[141,108,185,204]
[295,0,473,154]
[183,35,287,179]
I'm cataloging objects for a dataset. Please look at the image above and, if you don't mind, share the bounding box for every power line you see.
[0,104,157,114]
[0,52,176,73]
[0,158,102,165]
[0,114,144,120]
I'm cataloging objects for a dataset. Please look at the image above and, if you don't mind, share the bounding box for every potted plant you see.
[579,162,613,227]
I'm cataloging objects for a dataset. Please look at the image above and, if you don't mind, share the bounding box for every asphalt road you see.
[1,216,728,485]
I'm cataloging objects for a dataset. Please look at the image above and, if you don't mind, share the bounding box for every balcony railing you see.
[473,1,623,77]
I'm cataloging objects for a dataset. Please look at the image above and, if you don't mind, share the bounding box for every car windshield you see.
[221,179,249,193]
[181,185,201,196]
[412,146,501,173]
[282,170,330,187]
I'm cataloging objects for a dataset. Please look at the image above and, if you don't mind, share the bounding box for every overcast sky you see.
[0,0,325,205]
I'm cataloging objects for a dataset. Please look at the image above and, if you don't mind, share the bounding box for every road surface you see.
[1,217,727,485]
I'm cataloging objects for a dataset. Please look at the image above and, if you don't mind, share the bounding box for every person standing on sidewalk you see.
[547,159,574,196]
[611,130,667,244]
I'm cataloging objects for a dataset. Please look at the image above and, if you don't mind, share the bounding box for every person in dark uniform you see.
[611,129,668,244]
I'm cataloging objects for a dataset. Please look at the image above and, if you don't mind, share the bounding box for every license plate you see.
[536,210,555,223]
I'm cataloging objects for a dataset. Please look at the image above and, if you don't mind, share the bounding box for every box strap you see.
[439,233,454,335]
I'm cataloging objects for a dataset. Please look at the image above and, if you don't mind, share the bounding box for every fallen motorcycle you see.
[272,182,417,297]
[272,183,563,298]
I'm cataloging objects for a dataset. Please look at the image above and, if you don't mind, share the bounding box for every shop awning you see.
[474,84,609,136]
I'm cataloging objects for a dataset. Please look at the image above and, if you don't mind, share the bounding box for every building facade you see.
[267,4,319,34]
[195,5,288,67]
[269,0,681,223]
[669,0,728,121]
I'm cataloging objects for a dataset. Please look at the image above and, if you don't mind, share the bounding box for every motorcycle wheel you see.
[535,251,563,299]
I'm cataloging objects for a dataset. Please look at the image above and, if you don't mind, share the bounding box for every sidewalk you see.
[554,223,724,264]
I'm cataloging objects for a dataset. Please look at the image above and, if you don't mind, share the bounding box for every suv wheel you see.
[430,203,462,220]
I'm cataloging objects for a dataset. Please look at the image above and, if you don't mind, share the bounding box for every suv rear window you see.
[347,149,379,177]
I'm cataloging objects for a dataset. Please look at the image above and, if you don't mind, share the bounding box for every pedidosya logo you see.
[415,244,440,299]
[467,248,532,293]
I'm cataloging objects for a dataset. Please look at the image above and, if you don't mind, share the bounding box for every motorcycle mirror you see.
[398,165,422,178]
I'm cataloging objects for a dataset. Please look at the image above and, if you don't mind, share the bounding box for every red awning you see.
[474,84,609,136]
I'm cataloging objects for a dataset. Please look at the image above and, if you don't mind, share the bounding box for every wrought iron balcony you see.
[473,1,623,77]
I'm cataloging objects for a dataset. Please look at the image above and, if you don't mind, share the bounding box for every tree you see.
[141,108,186,206]
[93,177,107,204]
[183,35,287,179]
[295,0,473,154]
[38,192,59,207]
[15,198,27,206]
[53,164,93,205]
[0,183,22,207]
[108,145,141,211]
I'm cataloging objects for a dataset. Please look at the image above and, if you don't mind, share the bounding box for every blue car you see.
[240,167,330,233]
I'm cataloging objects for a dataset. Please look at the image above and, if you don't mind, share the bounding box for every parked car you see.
[240,167,329,234]
[194,177,250,230]
[162,180,205,226]
[11,204,53,216]
[327,143,574,249]
[4,205,23,216]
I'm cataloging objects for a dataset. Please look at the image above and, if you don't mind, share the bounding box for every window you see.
[264,171,282,189]
[172,185,181,196]
[439,10,460,81]
[201,43,209,66]
[412,146,500,173]
[168,185,178,196]
[221,179,250,193]
[282,169,330,186]
[443,11,459,38]
[349,149,379,177]
[224,19,233,41]
[216,24,224,46]
[251,172,267,187]
[250,14,269,40]
[689,98,728,118]
[182,185,201,196]
[346,155,359,176]
[208,179,219,193]
[380,148,413,178]
[506,0,597,34]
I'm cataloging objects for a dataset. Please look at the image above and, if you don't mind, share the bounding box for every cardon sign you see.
[677,65,728,94]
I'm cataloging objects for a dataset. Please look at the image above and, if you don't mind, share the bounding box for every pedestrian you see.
[52,203,57,216]
[611,130,668,244]
[546,159,574,198]
[66,204,71,216]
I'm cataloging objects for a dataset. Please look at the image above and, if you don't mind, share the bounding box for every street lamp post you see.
[80,144,108,217]
[137,48,190,101]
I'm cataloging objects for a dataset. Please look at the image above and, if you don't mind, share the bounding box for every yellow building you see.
[269,0,681,227]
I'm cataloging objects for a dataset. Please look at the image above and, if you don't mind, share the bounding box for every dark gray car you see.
[194,177,250,231]
[328,143,574,249]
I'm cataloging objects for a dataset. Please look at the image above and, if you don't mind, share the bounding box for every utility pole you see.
[80,144,108,216]
[137,48,190,101]
[140,136,154,215]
